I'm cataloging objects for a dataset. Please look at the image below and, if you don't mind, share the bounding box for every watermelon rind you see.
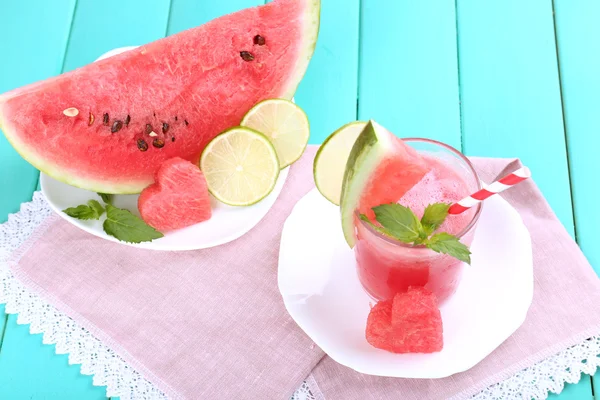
[280,0,321,100]
[339,120,397,247]
[0,96,118,192]
[0,99,143,193]
[0,0,321,195]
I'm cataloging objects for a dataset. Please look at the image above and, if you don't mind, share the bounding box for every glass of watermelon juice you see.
[353,138,482,304]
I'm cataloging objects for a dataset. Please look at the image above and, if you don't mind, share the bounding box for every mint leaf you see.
[98,193,113,205]
[63,200,105,220]
[103,204,163,243]
[63,205,96,220]
[372,203,421,243]
[359,214,395,238]
[421,203,450,236]
[426,232,471,264]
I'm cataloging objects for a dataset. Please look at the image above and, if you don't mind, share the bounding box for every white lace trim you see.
[0,192,598,400]
[469,336,600,399]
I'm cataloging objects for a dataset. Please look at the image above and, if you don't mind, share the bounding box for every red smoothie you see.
[353,141,481,304]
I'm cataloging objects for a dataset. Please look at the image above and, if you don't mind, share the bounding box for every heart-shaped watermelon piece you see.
[138,157,212,231]
[366,286,443,354]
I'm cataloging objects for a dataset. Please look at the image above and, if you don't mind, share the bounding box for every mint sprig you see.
[360,202,471,264]
[62,196,163,243]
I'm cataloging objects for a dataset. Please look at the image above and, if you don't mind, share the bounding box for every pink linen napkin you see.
[10,148,326,399]
[9,146,600,399]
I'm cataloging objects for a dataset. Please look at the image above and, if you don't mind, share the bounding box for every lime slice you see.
[340,120,398,247]
[313,121,367,205]
[241,99,310,169]
[200,127,280,206]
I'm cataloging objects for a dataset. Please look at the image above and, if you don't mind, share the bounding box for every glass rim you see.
[355,137,483,248]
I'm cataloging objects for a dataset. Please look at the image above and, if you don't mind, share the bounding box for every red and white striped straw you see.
[448,166,532,215]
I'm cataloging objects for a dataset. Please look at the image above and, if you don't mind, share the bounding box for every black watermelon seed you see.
[174,116,178,121]
[184,119,189,126]
[88,112,95,126]
[111,120,123,133]
[152,138,165,148]
[162,122,169,134]
[125,115,131,126]
[145,124,153,135]
[153,112,156,117]
[137,139,148,152]
[171,136,175,142]
[240,51,255,62]
[103,113,109,126]
[253,35,266,46]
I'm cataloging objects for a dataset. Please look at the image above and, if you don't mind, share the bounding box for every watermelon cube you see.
[365,299,394,351]
[366,287,443,354]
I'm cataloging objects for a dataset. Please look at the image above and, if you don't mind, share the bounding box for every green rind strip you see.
[340,120,395,247]
[281,0,321,99]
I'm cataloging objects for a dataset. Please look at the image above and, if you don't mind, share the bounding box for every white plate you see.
[41,168,288,251]
[278,189,534,378]
[40,46,289,251]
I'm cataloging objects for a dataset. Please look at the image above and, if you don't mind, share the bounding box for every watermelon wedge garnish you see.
[0,0,320,194]
[339,121,429,247]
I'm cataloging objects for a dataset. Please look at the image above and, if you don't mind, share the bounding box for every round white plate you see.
[40,46,289,251]
[278,189,534,378]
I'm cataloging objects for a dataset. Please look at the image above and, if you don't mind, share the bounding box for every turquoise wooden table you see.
[0,0,598,398]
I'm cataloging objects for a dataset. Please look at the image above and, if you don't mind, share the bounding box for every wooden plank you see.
[294,0,360,144]
[357,0,461,148]
[456,0,574,235]
[0,0,76,223]
[62,0,171,72]
[0,1,170,399]
[0,314,107,399]
[0,0,80,397]
[552,0,600,395]
[553,0,600,272]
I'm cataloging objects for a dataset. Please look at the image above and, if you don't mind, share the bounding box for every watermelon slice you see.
[138,157,212,231]
[340,121,429,247]
[0,0,320,194]
[366,287,443,354]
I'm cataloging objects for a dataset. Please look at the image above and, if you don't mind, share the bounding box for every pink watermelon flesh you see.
[0,0,320,194]
[138,157,212,231]
[366,287,443,354]
[365,299,395,351]
[360,137,429,220]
